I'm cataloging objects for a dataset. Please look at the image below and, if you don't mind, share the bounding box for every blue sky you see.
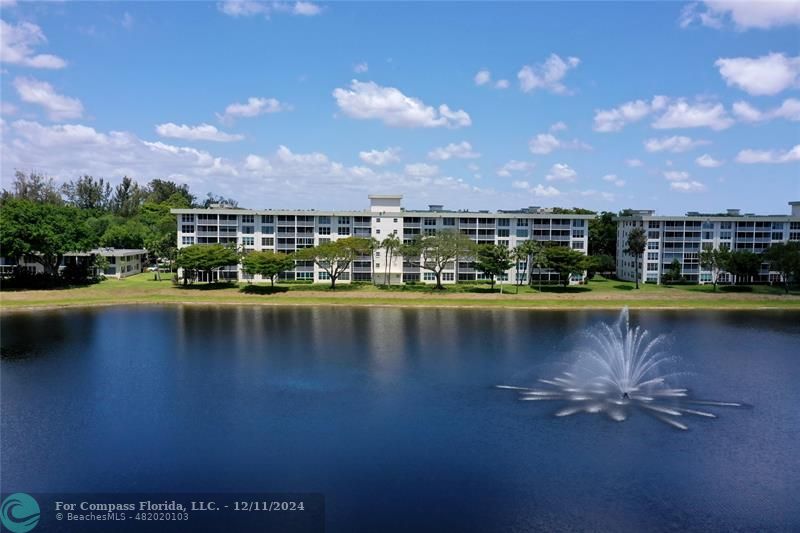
[1,1,799,214]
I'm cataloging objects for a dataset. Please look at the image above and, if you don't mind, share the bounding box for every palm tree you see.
[511,245,528,294]
[625,226,647,289]
[380,234,401,287]
[367,237,380,285]
[532,241,548,291]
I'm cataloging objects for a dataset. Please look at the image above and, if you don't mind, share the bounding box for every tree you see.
[176,244,239,284]
[510,244,529,291]
[294,237,371,289]
[515,239,547,289]
[475,244,513,290]
[400,230,476,290]
[0,198,95,275]
[241,251,295,286]
[61,175,112,211]
[202,192,239,208]
[726,250,761,285]
[764,242,800,294]
[146,179,195,207]
[588,254,615,279]
[589,211,617,257]
[625,227,647,289]
[663,258,683,284]
[112,176,146,217]
[100,220,146,249]
[380,234,401,287]
[4,171,62,204]
[700,246,730,291]
[543,246,588,287]
[366,237,380,285]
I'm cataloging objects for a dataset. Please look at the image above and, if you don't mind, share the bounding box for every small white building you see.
[0,248,148,279]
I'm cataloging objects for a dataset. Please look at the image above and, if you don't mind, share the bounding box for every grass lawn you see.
[2,273,800,312]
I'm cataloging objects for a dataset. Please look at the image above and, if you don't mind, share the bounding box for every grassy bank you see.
[2,273,800,312]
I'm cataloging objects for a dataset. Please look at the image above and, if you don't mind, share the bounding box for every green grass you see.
[2,273,799,311]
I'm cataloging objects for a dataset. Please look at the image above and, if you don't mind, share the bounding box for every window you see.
[572,230,584,238]
[261,215,274,223]
[296,272,313,280]
[375,229,381,235]
[182,236,195,245]
[442,272,454,281]
[241,215,254,224]
[181,214,195,222]
[648,221,660,229]
[319,238,331,244]
[242,226,254,234]
[181,225,195,233]
[516,229,529,238]
[318,216,331,224]
[647,252,659,261]
[338,216,350,225]
[720,231,731,240]
[720,221,732,229]
[772,232,783,240]
[393,218,398,223]
[442,218,455,226]
[423,272,436,281]
[517,219,529,227]
[573,219,585,227]
[338,227,351,236]
[498,240,509,248]
[318,271,330,280]
[242,236,254,247]
[571,241,583,249]
[262,237,274,246]
[498,218,510,227]
[498,229,510,237]
[261,225,274,234]
[647,242,659,250]
[318,227,331,235]
[424,218,436,226]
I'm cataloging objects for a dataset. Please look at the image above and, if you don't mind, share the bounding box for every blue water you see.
[2,307,799,532]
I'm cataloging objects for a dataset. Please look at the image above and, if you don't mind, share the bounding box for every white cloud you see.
[1,101,17,115]
[663,170,690,181]
[427,141,480,160]
[593,96,667,132]
[644,135,710,153]
[695,154,724,168]
[13,77,83,120]
[580,189,616,201]
[529,132,591,155]
[332,80,471,128]
[670,180,707,193]
[155,122,244,142]
[680,1,800,30]
[404,163,439,177]
[218,1,321,17]
[474,69,491,86]
[496,160,535,177]
[353,62,368,73]
[517,54,580,94]
[549,121,567,132]
[0,19,67,69]
[217,96,290,124]
[732,98,800,123]
[545,163,577,182]
[735,145,800,164]
[602,174,625,187]
[716,53,800,96]
[651,99,733,131]
[512,180,561,197]
[359,147,401,166]
[626,158,644,167]
[494,79,509,89]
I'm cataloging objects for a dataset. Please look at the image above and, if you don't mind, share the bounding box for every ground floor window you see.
[423,272,436,281]
[403,273,419,283]
[318,271,330,280]
[296,272,313,280]
[442,272,454,281]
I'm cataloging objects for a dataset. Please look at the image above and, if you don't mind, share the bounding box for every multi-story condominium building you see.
[172,194,593,285]
[617,202,800,285]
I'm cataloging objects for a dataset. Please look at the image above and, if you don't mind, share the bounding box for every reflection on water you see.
[2,307,799,532]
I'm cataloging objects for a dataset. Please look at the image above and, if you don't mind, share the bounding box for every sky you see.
[1,1,799,214]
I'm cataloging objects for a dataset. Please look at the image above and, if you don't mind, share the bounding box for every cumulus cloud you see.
[679,1,800,30]
[549,121,567,132]
[0,19,67,69]
[512,180,561,197]
[332,80,471,128]
[427,141,480,160]
[735,145,800,164]
[529,132,591,154]
[496,160,535,177]
[670,180,707,193]
[663,170,691,181]
[651,99,733,131]
[359,147,401,166]
[216,96,290,124]
[404,163,439,177]
[517,54,580,94]
[695,154,724,167]
[494,79,510,89]
[644,135,710,153]
[353,62,368,73]
[716,53,800,96]
[155,123,244,142]
[593,96,667,132]
[13,77,83,120]
[217,1,321,17]
[732,98,800,123]
[602,174,625,187]
[474,69,491,86]
[545,163,577,182]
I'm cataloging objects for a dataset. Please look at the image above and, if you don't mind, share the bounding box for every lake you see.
[2,307,799,532]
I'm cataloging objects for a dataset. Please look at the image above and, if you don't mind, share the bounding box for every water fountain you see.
[498,307,745,430]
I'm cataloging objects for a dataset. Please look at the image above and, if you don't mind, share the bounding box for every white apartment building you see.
[172,194,592,285]
[617,202,800,285]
